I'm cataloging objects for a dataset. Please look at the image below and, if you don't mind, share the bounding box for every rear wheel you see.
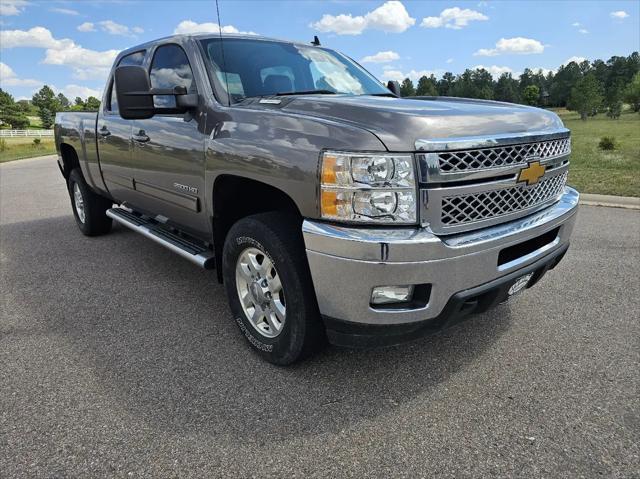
[68,169,113,236]
[222,212,324,365]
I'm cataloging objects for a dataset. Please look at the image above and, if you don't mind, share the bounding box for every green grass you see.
[1,109,638,197]
[26,116,43,129]
[556,109,640,197]
[0,137,56,163]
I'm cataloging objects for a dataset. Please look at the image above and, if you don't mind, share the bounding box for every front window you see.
[199,38,389,103]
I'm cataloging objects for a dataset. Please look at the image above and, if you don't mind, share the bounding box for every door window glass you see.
[150,44,196,108]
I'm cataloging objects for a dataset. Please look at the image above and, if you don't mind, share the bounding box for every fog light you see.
[371,285,414,305]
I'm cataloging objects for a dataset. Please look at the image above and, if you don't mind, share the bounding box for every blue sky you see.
[1,0,638,101]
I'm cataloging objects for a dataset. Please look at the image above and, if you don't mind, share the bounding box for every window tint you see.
[200,38,389,103]
[119,50,146,67]
[107,50,146,112]
[150,44,196,108]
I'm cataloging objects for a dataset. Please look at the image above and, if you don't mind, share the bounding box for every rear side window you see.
[150,44,196,108]
[108,50,146,112]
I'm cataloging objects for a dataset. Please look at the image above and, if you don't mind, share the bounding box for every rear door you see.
[98,50,146,205]
[129,42,208,236]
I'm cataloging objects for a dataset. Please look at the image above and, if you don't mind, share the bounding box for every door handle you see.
[132,130,150,143]
[98,126,111,138]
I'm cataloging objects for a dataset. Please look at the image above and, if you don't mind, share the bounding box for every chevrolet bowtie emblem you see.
[517,160,546,186]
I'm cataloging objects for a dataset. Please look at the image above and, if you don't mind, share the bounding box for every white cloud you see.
[474,37,544,56]
[0,26,119,82]
[578,28,588,34]
[98,20,143,36]
[571,22,581,27]
[382,68,442,82]
[563,56,586,66]
[610,10,629,19]
[77,22,95,32]
[473,64,513,77]
[0,61,42,87]
[360,50,400,63]
[0,26,71,49]
[0,0,28,16]
[446,58,454,64]
[58,84,102,100]
[311,1,415,35]
[421,7,488,29]
[50,7,79,16]
[174,20,255,35]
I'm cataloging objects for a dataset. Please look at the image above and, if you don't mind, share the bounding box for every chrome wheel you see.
[235,247,286,338]
[73,183,86,224]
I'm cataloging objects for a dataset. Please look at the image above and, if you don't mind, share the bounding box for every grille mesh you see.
[438,138,570,173]
[441,172,568,226]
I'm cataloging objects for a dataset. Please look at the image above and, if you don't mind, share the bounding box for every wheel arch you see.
[212,174,303,283]
[58,142,81,180]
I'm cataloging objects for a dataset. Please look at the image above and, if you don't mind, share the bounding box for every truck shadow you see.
[2,216,513,442]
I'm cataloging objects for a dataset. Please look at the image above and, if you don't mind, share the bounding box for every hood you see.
[281,95,565,151]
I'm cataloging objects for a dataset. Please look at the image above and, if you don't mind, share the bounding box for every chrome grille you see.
[441,172,568,226]
[438,138,570,173]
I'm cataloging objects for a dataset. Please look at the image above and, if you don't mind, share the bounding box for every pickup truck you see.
[55,33,579,365]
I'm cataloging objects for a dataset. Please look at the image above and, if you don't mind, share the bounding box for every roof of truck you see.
[117,33,321,59]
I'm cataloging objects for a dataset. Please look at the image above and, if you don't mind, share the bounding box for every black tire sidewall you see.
[68,170,92,235]
[222,217,315,365]
[68,169,112,236]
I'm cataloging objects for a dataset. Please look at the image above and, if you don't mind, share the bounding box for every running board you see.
[106,207,215,269]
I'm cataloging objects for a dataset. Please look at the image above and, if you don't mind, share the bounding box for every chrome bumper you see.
[303,187,579,326]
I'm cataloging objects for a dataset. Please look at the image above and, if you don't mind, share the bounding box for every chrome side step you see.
[106,207,215,269]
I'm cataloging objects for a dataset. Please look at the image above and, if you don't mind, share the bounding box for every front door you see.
[129,43,207,237]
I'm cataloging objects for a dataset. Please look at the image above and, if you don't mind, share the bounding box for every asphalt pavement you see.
[1,156,638,478]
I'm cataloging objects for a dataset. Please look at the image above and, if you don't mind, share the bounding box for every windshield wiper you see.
[368,92,397,97]
[275,89,336,96]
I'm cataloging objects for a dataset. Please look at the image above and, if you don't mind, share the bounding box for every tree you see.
[399,78,415,97]
[494,73,519,103]
[0,88,30,129]
[39,108,55,129]
[522,85,540,106]
[568,73,604,120]
[416,75,438,96]
[57,93,71,110]
[32,85,60,113]
[74,97,85,107]
[623,72,640,112]
[437,72,455,96]
[32,85,60,129]
[606,99,623,119]
[85,96,101,110]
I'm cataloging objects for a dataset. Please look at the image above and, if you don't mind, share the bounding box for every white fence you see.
[0,130,54,138]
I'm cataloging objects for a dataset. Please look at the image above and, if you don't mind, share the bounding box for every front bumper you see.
[303,187,579,347]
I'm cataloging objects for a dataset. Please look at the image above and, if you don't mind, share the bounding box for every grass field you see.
[0,137,56,163]
[1,109,638,197]
[557,109,639,197]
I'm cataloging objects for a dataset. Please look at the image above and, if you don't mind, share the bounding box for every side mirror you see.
[115,66,155,120]
[387,80,401,97]
[114,65,198,120]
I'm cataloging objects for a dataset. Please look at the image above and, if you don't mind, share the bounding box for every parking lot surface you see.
[1,156,638,478]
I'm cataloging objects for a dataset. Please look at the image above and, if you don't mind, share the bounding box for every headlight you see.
[320,151,417,224]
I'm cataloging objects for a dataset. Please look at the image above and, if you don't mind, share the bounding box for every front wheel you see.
[68,169,113,236]
[222,212,324,365]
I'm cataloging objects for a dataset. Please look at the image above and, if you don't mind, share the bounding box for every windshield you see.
[199,38,389,103]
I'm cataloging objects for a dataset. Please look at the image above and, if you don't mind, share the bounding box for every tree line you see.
[398,52,640,120]
[0,85,101,130]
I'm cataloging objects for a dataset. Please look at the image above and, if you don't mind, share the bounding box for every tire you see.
[222,212,325,365]
[68,168,113,236]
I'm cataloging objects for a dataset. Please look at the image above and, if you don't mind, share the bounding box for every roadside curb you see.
[580,193,640,210]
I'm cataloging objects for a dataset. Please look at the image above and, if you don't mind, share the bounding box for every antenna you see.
[215,0,231,106]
